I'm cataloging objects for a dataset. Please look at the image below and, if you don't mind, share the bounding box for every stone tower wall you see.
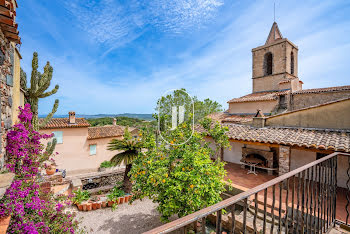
[252,39,299,93]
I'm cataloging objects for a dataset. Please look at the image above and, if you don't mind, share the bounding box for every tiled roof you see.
[228,91,289,103]
[207,112,231,122]
[196,123,350,152]
[222,115,253,123]
[207,112,253,124]
[88,125,124,140]
[39,118,90,129]
[293,85,350,94]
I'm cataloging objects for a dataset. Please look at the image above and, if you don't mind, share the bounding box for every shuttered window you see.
[52,131,63,144]
[89,144,97,156]
[6,47,14,86]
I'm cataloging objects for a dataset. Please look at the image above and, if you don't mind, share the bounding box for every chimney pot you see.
[69,111,76,124]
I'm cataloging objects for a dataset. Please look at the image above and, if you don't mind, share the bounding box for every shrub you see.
[0,104,84,233]
[130,119,230,222]
[100,161,114,168]
[107,186,125,201]
[72,189,90,204]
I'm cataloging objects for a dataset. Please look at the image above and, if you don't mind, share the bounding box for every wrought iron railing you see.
[144,152,350,234]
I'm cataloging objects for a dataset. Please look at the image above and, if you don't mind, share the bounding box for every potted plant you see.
[96,201,102,209]
[100,196,107,208]
[81,201,88,211]
[90,196,99,210]
[72,189,90,211]
[107,186,124,207]
[86,202,92,211]
[45,163,56,175]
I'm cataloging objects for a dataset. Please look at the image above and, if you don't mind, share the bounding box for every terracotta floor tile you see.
[224,162,349,223]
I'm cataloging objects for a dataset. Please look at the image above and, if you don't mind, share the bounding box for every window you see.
[6,47,14,86]
[52,131,63,144]
[291,52,294,75]
[90,144,97,156]
[264,52,273,75]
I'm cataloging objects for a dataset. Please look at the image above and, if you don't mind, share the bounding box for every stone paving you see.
[76,198,176,234]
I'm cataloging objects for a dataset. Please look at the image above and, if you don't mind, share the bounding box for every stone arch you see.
[264,52,273,76]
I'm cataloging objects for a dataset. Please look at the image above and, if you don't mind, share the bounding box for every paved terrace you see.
[225,162,349,223]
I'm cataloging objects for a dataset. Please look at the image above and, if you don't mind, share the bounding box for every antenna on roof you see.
[274,2,276,22]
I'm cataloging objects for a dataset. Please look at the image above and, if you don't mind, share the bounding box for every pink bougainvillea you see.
[0,104,82,233]
[6,104,52,178]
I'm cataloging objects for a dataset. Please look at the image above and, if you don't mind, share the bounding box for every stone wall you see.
[267,98,350,130]
[291,90,350,111]
[252,39,298,93]
[278,145,290,176]
[0,29,16,169]
[228,100,278,115]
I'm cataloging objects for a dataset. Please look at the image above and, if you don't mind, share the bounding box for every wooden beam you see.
[4,31,19,40]
[0,5,10,15]
[229,139,280,148]
[0,14,12,26]
[290,146,334,154]
[229,138,339,154]
[0,23,17,34]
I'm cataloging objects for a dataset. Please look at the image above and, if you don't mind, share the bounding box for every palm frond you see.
[110,150,139,166]
[108,138,142,166]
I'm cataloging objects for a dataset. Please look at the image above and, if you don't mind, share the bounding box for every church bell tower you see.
[251,22,302,93]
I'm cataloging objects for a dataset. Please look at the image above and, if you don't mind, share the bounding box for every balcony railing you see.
[145,152,350,234]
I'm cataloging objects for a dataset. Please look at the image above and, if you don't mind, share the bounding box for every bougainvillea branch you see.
[0,104,82,233]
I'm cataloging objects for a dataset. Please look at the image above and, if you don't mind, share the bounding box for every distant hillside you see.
[39,113,154,121]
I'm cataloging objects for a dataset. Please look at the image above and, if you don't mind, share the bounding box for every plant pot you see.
[107,200,114,207]
[128,194,133,201]
[124,195,129,203]
[92,202,97,210]
[118,197,124,204]
[86,203,92,211]
[82,203,87,211]
[46,168,56,175]
[77,203,83,211]
[102,201,107,208]
[96,201,102,209]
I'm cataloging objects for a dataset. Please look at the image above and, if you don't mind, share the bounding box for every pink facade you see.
[40,127,123,175]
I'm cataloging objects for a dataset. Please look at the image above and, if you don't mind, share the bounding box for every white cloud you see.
[29,0,350,115]
[63,0,224,47]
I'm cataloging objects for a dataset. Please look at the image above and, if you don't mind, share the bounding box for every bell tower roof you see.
[265,22,283,45]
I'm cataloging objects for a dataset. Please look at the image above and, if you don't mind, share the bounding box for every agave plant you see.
[107,127,143,193]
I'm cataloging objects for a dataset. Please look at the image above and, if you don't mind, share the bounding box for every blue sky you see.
[17,0,350,115]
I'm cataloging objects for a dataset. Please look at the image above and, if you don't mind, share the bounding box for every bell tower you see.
[251,22,302,93]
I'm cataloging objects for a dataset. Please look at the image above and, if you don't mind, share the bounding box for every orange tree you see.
[130,118,230,222]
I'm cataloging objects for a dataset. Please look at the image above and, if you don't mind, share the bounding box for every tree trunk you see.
[220,147,224,161]
[123,164,133,193]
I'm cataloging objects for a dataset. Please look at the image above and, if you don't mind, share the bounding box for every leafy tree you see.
[107,128,143,193]
[200,117,231,161]
[155,88,222,125]
[130,118,230,222]
[87,116,157,129]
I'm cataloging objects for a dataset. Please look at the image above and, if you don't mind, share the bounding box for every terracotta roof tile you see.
[39,118,90,129]
[293,85,350,94]
[88,125,124,140]
[195,123,350,152]
[207,112,231,122]
[222,115,253,123]
[228,91,289,103]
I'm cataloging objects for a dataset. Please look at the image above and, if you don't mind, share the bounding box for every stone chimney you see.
[69,111,76,124]
[252,109,265,128]
[113,118,117,126]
